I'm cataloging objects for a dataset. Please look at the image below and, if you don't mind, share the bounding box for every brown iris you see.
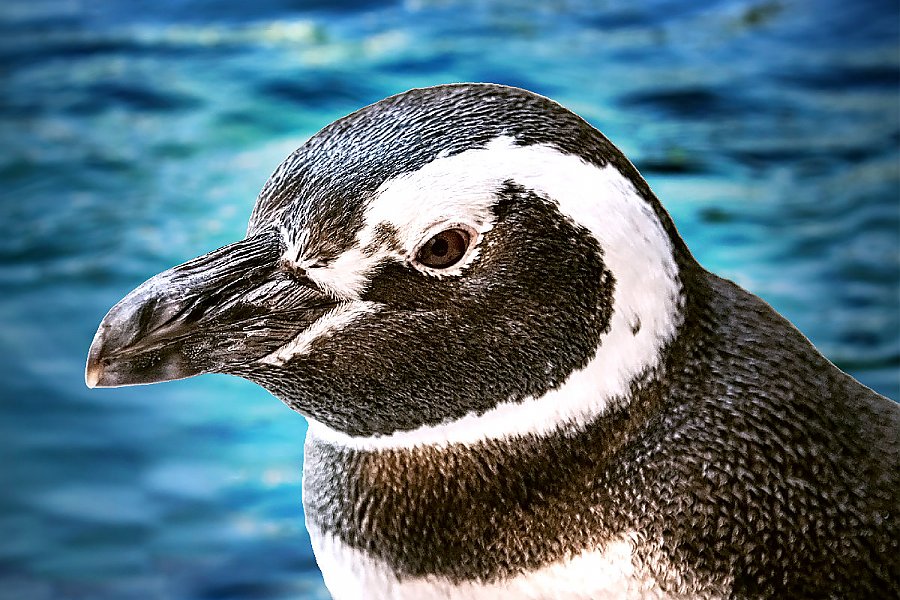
[416,228,471,268]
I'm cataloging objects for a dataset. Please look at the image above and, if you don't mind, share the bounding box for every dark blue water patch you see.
[697,206,735,224]
[61,522,153,553]
[2,443,131,496]
[196,580,301,600]
[822,143,897,166]
[634,156,712,175]
[1,80,200,118]
[581,9,657,30]
[381,52,460,75]
[841,288,890,311]
[257,73,381,108]
[22,445,146,486]
[65,81,203,116]
[69,0,402,29]
[0,187,148,266]
[81,153,138,174]
[576,0,728,28]
[619,87,752,120]
[789,156,852,179]
[0,38,130,68]
[784,234,852,262]
[727,142,896,171]
[152,142,198,160]
[737,0,784,28]
[837,257,900,285]
[401,7,549,42]
[836,329,892,351]
[0,38,221,72]
[0,10,84,34]
[192,542,319,587]
[773,0,900,47]
[779,65,900,92]
[0,158,46,189]
[215,109,301,139]
[833,351,900,374]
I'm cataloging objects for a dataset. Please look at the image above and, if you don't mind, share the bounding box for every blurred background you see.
[1,0,897,598]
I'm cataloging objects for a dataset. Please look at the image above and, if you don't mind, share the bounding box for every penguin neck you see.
[301,360,677,582]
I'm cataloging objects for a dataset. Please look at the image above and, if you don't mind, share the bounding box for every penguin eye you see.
[415,228,471,269]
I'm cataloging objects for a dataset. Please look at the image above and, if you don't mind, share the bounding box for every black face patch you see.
[243,181,615,436]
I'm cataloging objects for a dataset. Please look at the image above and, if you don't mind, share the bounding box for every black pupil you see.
[431,238,449,257]
[418,229,469,268]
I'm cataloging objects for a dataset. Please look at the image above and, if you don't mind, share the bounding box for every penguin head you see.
[87,84,686,443]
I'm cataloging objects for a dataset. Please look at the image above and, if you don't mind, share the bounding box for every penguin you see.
[86,83,899,599]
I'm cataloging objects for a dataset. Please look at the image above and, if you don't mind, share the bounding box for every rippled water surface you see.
[1,0,897,598]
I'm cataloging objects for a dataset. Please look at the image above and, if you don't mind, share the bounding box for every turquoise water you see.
[1,0,897,598]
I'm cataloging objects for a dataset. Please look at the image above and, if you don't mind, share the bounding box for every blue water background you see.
[1,0,897,598]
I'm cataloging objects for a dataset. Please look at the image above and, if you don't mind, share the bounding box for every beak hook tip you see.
[85,359,103,388]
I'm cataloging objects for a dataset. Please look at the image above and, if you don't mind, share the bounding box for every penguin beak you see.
[86,232,334,388]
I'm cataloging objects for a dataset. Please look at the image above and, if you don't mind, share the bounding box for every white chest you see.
[308,526,678,600]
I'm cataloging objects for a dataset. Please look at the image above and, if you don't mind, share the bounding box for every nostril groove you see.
[183,294,221,324]
[136,298,159,334]
[279,260,318,289]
